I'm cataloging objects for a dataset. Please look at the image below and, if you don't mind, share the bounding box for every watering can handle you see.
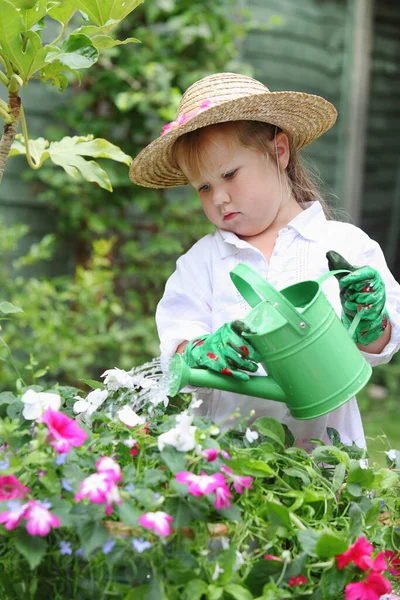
[230,263,311,335]
[317,268,363,340]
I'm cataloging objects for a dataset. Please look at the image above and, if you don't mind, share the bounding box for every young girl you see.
[129,72,400,451]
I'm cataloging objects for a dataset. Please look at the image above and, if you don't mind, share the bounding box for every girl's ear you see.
[273,132,291,170]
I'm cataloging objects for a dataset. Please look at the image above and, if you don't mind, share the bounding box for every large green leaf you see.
[19,0,60,30]
[74,24,140,49]
[14,530,47,569]
[74,0,143,27]
[0,1,26,64]
[47,0,77,25]
[10,134,132,191]
[0,18,49,82]
[46,33,98,70]
[0,301,23,314]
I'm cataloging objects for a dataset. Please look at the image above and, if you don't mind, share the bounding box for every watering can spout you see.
[168,353,287,403]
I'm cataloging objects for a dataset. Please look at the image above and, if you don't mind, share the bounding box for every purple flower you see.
[124,483,135,491]
[221,450,231,460]
[132,537,152,553]
[36,499,52,510]
[75,546,86,558]
[59,541,72,555]
[0,456,10,470]
[55,454,68,466]
[61,478,73,492]
[102,539,116,555]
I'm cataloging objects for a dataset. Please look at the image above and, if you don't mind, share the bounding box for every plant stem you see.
[20,105,41,169]
[0,90,20,184]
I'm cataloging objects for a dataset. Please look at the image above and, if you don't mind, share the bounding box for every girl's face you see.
[178,127,300,239]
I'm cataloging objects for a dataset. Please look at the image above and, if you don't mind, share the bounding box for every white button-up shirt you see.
[156,202,400,450]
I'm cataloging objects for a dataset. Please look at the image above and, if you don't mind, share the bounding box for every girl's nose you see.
[213,189,230,207]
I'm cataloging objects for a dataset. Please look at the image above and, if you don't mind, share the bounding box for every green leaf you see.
[244,560,282,596]
[207,585,223,600]
[332,462,346,491]
[182,579,208,600]
[145,575,167,600]
[253,417,285,447]
[14,529,47,569]
[160,445,187,474]
[228,458,274,478]
[10,134,132,190]
[349,502,364,538]
[80,378,105,390]
[47,0,77,25]
[314,533,348,558]
[265,501,291,528]
[297,528,320,556]
[73,25,140,49]
[19,0,53,30]
[347,461,374,488]
[224,583,253,600]
[217,501,242,522]
[117,501,141,526]
[371,468,399,490]
[0,301,23,314]
[312,446,350,469]
[327,427,341,446]
[46,33,98,70]
[74,0,143,27]
[320,565,347,600]
[78,520,109,556]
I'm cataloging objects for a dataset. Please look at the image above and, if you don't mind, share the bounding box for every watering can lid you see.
[230,263,311,334]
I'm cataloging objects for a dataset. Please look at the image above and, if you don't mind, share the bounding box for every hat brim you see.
[129,90,337,188]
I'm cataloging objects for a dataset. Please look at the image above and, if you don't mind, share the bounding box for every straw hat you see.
[129,72,337,188]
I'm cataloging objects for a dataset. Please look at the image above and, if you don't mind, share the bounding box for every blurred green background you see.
[0,0,399,465]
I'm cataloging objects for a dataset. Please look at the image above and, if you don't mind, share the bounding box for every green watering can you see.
[168,263,372,420]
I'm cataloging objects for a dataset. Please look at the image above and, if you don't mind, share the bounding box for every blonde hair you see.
[172,121,333,218]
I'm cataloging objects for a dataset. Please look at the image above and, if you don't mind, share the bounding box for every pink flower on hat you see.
[160,100,213,136]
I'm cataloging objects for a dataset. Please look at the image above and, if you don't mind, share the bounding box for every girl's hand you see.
[182,320,261,381]
[326,251,390,345]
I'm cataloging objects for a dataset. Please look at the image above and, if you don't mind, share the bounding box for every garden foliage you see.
[0,363,399,600]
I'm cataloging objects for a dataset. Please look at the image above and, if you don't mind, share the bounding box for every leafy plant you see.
[0,0,139,185]
[0,369,398,600]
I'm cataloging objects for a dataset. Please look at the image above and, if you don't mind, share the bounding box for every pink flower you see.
[0,500,28,530]
[345,572,392,600]
[288,575,307,587]
[175,471,226,496]
[202,449,218,462]
[221,450,231,460]
[138,511,173,537]
[104,483,122,516]
[160,100,213,136]
[214,483,233,509]
[41,408,87,453]
[369,552,388,573]
[24,500,60,537]
[336,537,374,570]
[75,472,114,504]
[0,475,29,501]
[220,465,253,493]
[264,554,283,562]
[96,457,122,482]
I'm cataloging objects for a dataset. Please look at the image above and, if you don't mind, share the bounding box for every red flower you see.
[288,575,307,587]
[336,537,374,571]
[130,445,139,457]
[345,572,391,600]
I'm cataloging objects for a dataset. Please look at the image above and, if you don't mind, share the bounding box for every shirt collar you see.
[215,201,326,259]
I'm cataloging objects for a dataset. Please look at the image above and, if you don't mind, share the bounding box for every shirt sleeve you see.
[156,244,213,371]
[355,234,400,366]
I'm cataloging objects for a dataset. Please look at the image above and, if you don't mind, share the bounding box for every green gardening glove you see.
[326,250,390,345]
[183,320,262,381]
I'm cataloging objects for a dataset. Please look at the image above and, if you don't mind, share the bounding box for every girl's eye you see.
[199,184,210,193]
[224,169,236,179]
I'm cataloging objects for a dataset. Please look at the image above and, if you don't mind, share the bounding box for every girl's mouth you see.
[223,212,240,221]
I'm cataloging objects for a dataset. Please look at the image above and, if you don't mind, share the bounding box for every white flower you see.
[117,406,146,428]
[73,389,108,421]
[221,537,230,550]
[157,411,197,453]
[211,563,224,581]
[21,389,61,420]
[101,368,136,391]
[234,550,245,571]
[359,459,369,470]
[385,449,397,462]
[123,437,138,448]
[245,428,259,444]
